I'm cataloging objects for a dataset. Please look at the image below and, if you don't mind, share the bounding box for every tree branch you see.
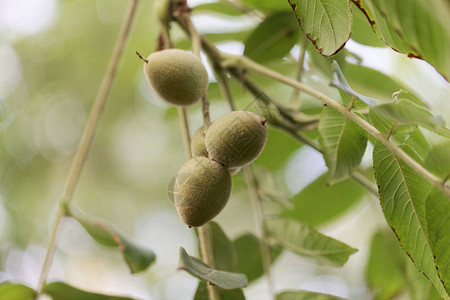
[37,0,140,292]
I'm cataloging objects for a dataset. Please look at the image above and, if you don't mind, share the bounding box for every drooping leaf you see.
[330,61,377,107]
[352,0,450,79]
[318,105,367,184]
[193,281,245,300]
[374,99,450,138]
[426,189,450,295]
[178,247,248,290]
[288,0,352,56]
[244,11,300,62]
[424,141,450,179]
[70,208,155,274]
[350,2,385,47]
[266,218,357,266]
[234,233,283,283]
[276,290,343,299]
[209,222,237,272]
[42,282,133,300]
[0,282,36,300]
[372,141,447,297]
[282,174,365,226]
[193,2,246,16]
[365,230,407,300]
[343,63,425,105]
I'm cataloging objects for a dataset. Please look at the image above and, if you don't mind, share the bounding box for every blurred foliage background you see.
[0,0,449,299]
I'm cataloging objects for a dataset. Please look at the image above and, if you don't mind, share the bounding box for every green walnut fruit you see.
[205,111,267,168]
[143,49,208,107]
[191,126,208,157]
[174,157,232,227]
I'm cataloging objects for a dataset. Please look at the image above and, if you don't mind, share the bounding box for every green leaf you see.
[42,282,133,300]
[306,43,348,78]
[330,61,377,107]
[353,0,450,79]
[288,0,352,57]
[426,189,450,295]
[193,281,245,300]
[209,222,237,272]
[318,106,368,184]
[372,141,447,298]
[266,218,357,266]
[234,233,283,283]
[70,208,155,274]
[282,174,365,226]
[425,141,450,179]
[276,290,343,299]
[0,282,36,300]
[392,127,431,163]
[244,11,300,62]
[178,247,248,290]
[405,261,442,300]
[374,99,450,138]
[365,230,406,300]
[350,2,385,47]
[193,2,245,16]
[240,0,291,11]
[343,63,425,105]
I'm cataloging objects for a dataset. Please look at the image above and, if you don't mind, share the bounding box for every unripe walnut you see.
[143,49,208,107]
[191,126,208,157]
[205,111,267,168]
[174,157,232,227]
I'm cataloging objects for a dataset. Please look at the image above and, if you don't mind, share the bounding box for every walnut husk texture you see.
[174,157,232,227]
[205,111,267,168]
[191,126,209,157]
[144,49,208,107]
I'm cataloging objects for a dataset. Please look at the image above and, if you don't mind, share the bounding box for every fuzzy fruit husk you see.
[174,157,232,227]
[144,49,208,107]
[205,111,267,168]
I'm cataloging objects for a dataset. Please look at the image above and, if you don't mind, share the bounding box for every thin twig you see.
[232,72,379,197]
[37,0,140,293]
[290,35,308,106]
[184,32,446,196]
[223,54,449,198]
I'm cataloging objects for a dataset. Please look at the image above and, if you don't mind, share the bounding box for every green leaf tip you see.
[178,247,248,290]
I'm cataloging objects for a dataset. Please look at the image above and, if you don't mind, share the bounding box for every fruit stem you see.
[37,0,140,293]
[179,14,211,130]
[212,62,276,298]
[178,107,192,159]
[135,51,149,63]
[174,11,217,300]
